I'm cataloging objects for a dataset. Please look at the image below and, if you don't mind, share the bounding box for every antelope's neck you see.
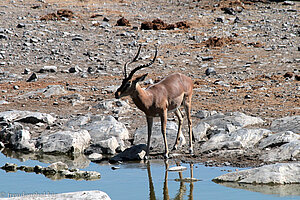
[130,83,152,113]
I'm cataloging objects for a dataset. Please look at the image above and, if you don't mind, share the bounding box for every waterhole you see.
[0,151,298,200]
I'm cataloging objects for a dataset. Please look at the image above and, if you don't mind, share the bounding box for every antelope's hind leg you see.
[160,110,169,159]
[172,108,183,151]
[184,96,193,154]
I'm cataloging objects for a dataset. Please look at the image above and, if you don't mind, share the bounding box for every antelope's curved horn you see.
[123,44,142,78]
[127,46,158,80]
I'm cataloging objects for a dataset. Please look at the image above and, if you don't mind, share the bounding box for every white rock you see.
[97,136,119,154]
[94,99,131,114]
[258,131,300,149]
[134,121,186,151]
[10,129,36,151]
[0,110,56,124]
[168,166,187,172]
[192,122,211,142]
[261,140,300,162]
[66,115,91,128]
[270,115,300,133]
[201,128,270,153]
[83,115,129,144]
[48,162,68,171]
[16,85,67,99]
[88,153,103,162]
[37,130,91,154]
[213,163,300,184]
[39,65,57,73]
[0,100,9,105]
[42,85,67,98]
[201,112,264,131]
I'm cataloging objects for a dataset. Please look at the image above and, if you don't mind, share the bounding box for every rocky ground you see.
[0,0,299,167]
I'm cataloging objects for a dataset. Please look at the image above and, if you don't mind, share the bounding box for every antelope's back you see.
[152,73,193,98]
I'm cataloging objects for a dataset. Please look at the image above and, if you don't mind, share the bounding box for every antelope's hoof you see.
[164,153,169,159]
[189,148,194,154]
[172,145,178,151]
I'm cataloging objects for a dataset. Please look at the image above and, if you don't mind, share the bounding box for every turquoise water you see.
[0,151,299,200]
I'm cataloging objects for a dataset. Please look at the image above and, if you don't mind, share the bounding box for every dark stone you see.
[234,17,241,23]
[283,72,294,78]
[16,23,25,28]
[72,37,83,41]
[26,72,38,82]
[141,21,153,30]
[116,17,130,26]
[223,7,236,15]
[0,34,8,40]
[109,144,147,163]
[1,163,17,172]
[244,95,251,99]
[205,67,216,76]
[202,56,214,61]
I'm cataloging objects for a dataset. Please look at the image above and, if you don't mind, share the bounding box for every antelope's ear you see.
[133,73,148,83]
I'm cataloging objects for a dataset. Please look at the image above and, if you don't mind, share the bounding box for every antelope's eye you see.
[124,82,130,89]
[120,82,130,92]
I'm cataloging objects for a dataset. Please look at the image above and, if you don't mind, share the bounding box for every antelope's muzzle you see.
[115,92,120,99]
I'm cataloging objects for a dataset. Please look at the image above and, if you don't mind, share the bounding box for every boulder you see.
[200,128,270,153]
[47,161,68,171]
[1,163,17,172]
[82,115,129,144]
[270,115,300,133]
[134,121,186,151]
[1,191,111,200]
[16,85,67,99]
[261,140,300,162]
[0,110,56,124]
[42,85,67,98]
[17,166,35,173]
[38,65,57,73]
[192,122,211,142]
[3,150,90,169]
[0,123,36,151]
[110,144,147,162]
[66,114,91,128]
[258,131,300,149]
[86,136,119,155]
[94,99,131,114]
[213,163,300,184]
[88,153,103,162]
[9,129,36,151]
[97,136,119,154]
[1,162,101,181]
[0,122,23,143]
[193,110,218,119]
[36,130,91,155]
[201,112,264,131]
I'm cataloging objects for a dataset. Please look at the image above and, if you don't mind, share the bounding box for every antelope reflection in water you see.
[147,161,198,200]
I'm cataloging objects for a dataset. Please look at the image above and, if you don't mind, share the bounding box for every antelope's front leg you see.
[160,110,169,159]
[145,116,153,160]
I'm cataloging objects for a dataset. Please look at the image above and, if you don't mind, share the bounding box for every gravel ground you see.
[0,0,299,166]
